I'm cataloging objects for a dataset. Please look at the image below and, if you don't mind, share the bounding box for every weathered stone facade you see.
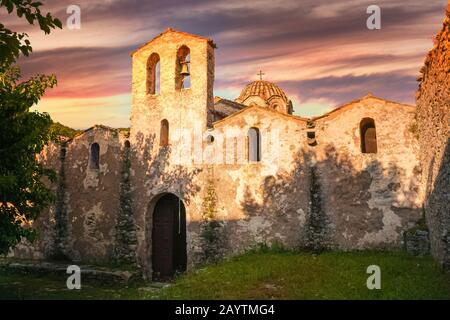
[416,5,450,268]
[12,126,132,264]
[11,142,61,260]
[313,96,423,249]
[11,25,447,278]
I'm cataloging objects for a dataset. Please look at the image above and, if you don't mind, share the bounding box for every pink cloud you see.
[4,0,447,127]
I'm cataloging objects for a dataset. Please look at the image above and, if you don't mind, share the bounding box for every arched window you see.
[160,119,169,146]
[307,131,317,146]
[124,140,131,149]
[360,118,377,153]
[147,53,160,95]
[206,135,214,144]
[90,143,100,169]
[248,127,261,162]
[176,46,190,90]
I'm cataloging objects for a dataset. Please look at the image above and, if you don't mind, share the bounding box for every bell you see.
[180,61,190,76]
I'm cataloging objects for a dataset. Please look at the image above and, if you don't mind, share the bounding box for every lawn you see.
[0,250,449,299]
[0,271,160,300]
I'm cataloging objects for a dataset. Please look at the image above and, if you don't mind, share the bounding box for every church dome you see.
[236,80,288,104]
[235,80,292,114]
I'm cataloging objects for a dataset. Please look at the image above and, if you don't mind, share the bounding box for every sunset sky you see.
[2,0,448,129]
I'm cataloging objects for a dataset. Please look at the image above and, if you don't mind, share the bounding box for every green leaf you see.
[53,18,62,29]
[0,0,60,254]
[5,0,13,13]
[25,12,35,24]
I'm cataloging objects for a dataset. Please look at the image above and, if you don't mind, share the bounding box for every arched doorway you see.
[152,193,187,281]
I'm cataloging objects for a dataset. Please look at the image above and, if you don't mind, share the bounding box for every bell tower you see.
[130,28,216,147]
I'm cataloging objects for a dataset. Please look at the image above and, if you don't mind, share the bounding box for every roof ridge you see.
[214,96,246,109]
[213,104,308,127]
[130,28,216,56]
[312,94,415,121]
[66,124,124,143]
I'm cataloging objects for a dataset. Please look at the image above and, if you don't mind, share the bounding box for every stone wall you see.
[62,126,127,262]
[10,26,442,278]
[208,106,310,257]
[9,142,61,260]
[416,6,450,268]
[128,85,424,278]
[11,126,131,263]
[313,96,423,249]
[129,29,216,275]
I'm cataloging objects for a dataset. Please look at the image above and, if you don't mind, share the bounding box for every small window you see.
[147,53,160,95]
[160,119,169,146]
[124,140,131,148]
[307,131,317,146]
[206,135,214,144]
[360,118,377,153]
[90,143,100,169]
[248,127,261,162]
[176,46,190,90]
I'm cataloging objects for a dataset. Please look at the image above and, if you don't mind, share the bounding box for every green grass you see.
[159,250,450,300]
[0,272,160,300]
[0,251,449,300]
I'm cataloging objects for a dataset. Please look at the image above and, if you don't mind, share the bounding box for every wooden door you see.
[152,194,186,281]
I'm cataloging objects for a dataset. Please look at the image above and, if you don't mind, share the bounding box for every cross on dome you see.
[257,70,265,80]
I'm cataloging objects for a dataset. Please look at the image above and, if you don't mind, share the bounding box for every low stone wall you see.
[0,259,141,285]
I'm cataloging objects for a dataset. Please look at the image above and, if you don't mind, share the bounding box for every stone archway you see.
[151,193,187,281]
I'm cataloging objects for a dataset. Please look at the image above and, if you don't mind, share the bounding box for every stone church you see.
[12,9,450,280]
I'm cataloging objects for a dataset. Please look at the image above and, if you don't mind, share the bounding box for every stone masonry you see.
[8,21,448,278]
[416,4,450,268]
